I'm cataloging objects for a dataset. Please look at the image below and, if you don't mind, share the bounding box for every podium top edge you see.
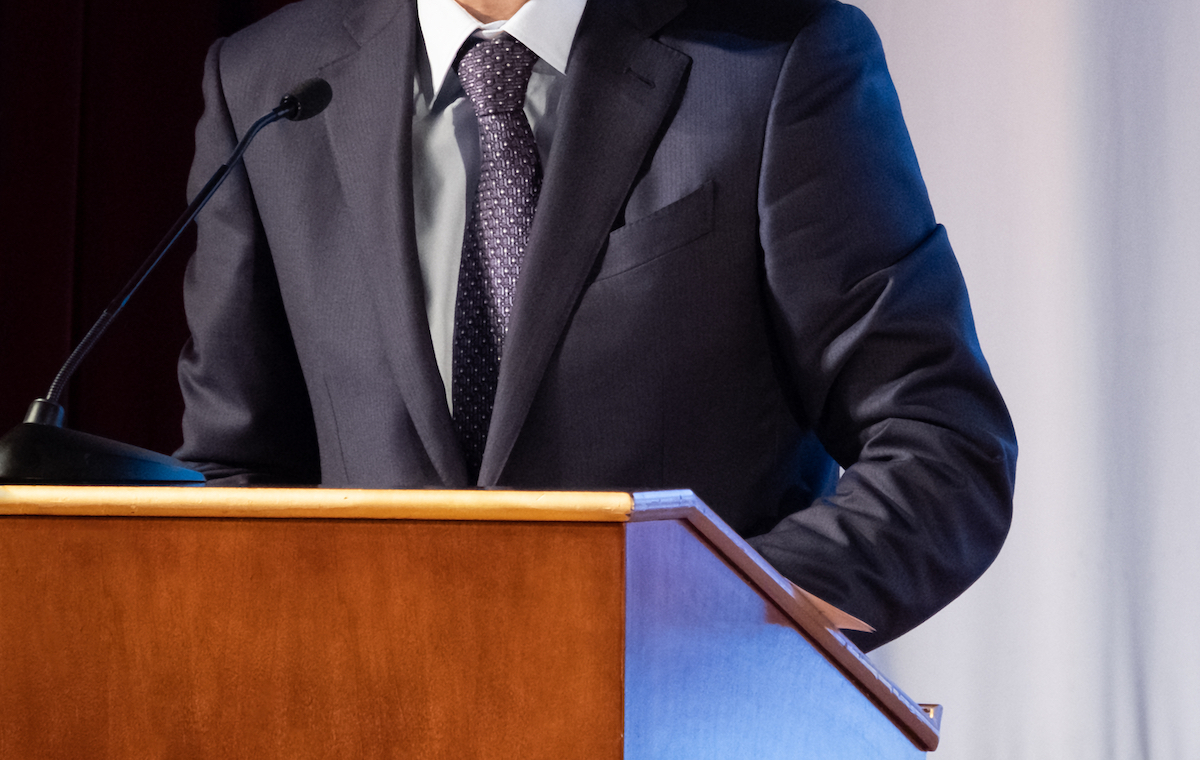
[0,486,636,521]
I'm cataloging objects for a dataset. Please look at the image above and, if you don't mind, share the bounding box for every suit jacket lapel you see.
[479,0,691,484]
[319,0,468,486]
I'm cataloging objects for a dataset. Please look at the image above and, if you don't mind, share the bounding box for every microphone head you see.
[278,78,333,121]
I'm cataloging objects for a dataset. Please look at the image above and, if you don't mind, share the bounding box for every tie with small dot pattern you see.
[451,35,542,480]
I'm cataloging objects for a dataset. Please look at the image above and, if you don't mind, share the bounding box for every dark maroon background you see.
[1,0,292,455]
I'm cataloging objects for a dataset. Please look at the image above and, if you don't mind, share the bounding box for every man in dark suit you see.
[176,0,1017,649]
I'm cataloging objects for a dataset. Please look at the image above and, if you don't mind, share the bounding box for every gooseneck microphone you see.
[0,78,333,485]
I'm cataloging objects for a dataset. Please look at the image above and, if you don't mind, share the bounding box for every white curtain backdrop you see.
[856,0,1200,757]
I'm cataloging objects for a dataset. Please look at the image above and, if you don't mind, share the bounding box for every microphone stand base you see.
[0,423,205,486]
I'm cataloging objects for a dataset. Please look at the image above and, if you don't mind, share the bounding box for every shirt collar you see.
[417,0,586,96]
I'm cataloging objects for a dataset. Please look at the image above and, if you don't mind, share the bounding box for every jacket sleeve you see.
[746,3,1017,649]
[174,39,321,485]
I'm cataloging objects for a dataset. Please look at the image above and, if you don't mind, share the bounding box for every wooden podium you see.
[0,487,940,758]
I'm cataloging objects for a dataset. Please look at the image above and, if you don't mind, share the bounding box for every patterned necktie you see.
[452,35,542,479]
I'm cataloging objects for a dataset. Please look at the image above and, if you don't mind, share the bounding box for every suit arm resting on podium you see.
[175,37,322,486]
[742,4,1016,649]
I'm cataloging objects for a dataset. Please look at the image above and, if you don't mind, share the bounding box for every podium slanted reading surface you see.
[0,487,941,758]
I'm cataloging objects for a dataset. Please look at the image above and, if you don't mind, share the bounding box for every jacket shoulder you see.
[670,0,880,53]
[214,0,408,103]
[673,0,843,38]
[225,0,351,58]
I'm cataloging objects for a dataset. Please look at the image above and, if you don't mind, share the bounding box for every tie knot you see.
[457,35,538,116]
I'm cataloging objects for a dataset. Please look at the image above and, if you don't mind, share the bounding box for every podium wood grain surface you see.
[0,487,938,758]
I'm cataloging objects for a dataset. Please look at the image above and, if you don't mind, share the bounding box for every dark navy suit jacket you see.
[176,0,1017,648]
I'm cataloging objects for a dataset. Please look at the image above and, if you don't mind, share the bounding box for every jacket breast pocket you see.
[593,180,715,282]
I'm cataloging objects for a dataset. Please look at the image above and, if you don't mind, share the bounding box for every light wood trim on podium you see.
[0,486,940,754]
[0,485,635,521]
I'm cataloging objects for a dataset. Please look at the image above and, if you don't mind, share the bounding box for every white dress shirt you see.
[412,0,586,410]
